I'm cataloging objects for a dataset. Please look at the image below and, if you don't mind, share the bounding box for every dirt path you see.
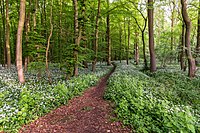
[20,66,132,133]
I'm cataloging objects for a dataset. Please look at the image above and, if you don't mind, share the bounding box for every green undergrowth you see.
[104,63,200,133]
[0,63,112,132]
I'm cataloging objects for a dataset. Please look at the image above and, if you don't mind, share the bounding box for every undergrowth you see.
[104,63,200,133]
[0,63,112,132]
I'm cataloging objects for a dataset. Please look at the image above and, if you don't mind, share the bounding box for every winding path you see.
[20,66,131,133]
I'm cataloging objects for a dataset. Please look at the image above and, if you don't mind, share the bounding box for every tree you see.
[181,0,196,77]
[170,0,176,51]
[180,24,186,71]
[80,0,88,68]
[126,18,130,65]
[16,0,26,83]
[5,0,11,69]
[106,0,111,66]
[92,0,101,71]
[1,0,6,67]
[119,22,122,63]
[125,1,148,68]
[134,29,139,65]
[196,0,200,65]
[73,0,79,76]
[148,0,156,72]
[46,0,53,83]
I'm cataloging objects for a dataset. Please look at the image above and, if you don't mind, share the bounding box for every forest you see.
[0,0,200,132]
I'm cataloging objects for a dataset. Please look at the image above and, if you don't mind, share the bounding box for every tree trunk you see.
[127,19,130,65]
[180,24,186,71]
[46,0,53,83]
[33,0,37,31]
[5,0,11,69]
[181,0,196,78]
[148,0,156,72]
[134,30,139,65]
[1,0,6,67]
[124,17,127,64]
[92,0,101,71]
[16,0,26,83]
[119,24,122,63]
[81,0,88,68]
[59,0,63,63]
[106,0,111,66]
[171,1,175,51]
[196,0,200,65]
[73,0,79,75]
[142,31,147,69]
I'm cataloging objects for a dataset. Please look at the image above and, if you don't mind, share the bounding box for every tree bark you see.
[92,0,101,71]
[196,0,200,65]
[106,0,111,66]
[181,0,196,77]
[1,0,6,67]
[127,18,130,65]
[59,0,63,63]
[124,17,127,64]
[142,30,147,69]
[73,0,79,75]
[171,1,175,51]
[119,24,122,63]
[148,0,156,72]
[180,24,186,71]
[46,0,53,83]
[16,0,26,83]
[81,0,88,68]
[134,30,139,65]
[5,0,11,69]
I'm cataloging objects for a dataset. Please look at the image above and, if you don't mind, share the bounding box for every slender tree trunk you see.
[46,0,53,83]
[196,0,200,65]
[16,0,26,83]
[43,0,47,41]
[171,1,175,51]
[73,0,79,75]
[148,0,156,72]
[0,2,2,65]
[181,0,196,77]
[129,1,147,69]
[5,0,11,69]
[119,24,122,63]
[92,0,101,71]
[81,0,88,68]
[142,31,147,69]
[33,0,37,31]
[59,0,63,63]
[134,30,139,65]
[180,24,186,71]
[124,17,127,64]
[127,19,130,65]
[106,0,111,66]
[1,0,6,67]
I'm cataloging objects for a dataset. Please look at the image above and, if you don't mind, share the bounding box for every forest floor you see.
[19,66,132,133]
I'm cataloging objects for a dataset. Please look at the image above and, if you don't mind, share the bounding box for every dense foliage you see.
[0,63,112,132]
[104,63,200,132]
